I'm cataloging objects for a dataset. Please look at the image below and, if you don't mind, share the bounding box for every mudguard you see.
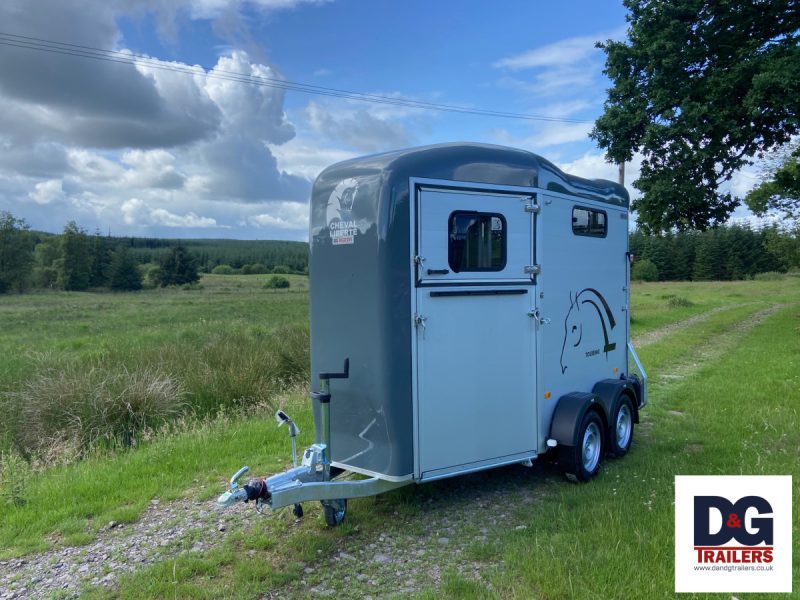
[549,392,608,448]
[593,378,640,424]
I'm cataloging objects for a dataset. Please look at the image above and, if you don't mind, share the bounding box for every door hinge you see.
[524,204,541,214]
[414,255,425,266]
[524,264,541,275]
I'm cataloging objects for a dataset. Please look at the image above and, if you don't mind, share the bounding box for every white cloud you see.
[270,139,356,181]
[28,179,64,205]
[0,0,354,239]
[726,166,760,198]
[305,100,411,152]
[557,151,643,199]
[187,0,331,19]
[491,121,593,152]
[120,149,186,189]
[493,27,626,71]
[489,28,625,152]
[121,198,218,228]
[66,150,124,182]
[247,201,308,230]
[0,1,311,236]
[121,198,148,225]
[534,122,594,148]
[150,208,218,228]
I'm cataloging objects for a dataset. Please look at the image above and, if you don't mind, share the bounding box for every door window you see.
[448,211,506,273]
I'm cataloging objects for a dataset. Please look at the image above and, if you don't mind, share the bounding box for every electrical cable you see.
[0,31,592,124]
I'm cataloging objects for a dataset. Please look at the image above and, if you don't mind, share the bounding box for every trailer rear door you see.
[412,183,538,480]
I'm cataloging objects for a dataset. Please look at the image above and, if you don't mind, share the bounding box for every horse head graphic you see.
[560,287,617,374]
[326,177,359,225]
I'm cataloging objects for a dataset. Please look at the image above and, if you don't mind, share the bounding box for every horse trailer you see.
[219,142,647,525]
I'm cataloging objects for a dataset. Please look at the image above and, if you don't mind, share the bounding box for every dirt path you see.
[0,303,792,599]
[650,303,791,385]
[631,303,753,349]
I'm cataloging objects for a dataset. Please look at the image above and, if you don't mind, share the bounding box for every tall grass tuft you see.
[162,324,310,414]
[753,271,785,281]
[0,449,31,506]
[662,294,694,308]
[0,323,310,462]
[7,367,186,457]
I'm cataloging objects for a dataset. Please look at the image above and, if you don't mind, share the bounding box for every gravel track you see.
[0,496,253,599]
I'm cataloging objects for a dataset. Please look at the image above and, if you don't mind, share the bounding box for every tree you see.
[89,231,113,288]
[158,245,199,286]
[264,275,290,289]
[58,222,91,291]
[592,1,800,233]
[211,264,236,275]
[631,258,659,281]
[745,142,800,218]
[692,230,724,281]
[109,247,143,291]
[0,212,34,293]
[33,240,60,289]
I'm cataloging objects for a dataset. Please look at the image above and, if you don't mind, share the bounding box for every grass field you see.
[1,274,799,598]
[0,274,309,460]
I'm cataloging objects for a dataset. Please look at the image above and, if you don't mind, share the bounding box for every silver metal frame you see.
[268,474,408,509]
[627,341,648,406]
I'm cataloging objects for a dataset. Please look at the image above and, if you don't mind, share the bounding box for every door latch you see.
[527,308,551,326]
[524,264,541,276]
[414,314,427,338]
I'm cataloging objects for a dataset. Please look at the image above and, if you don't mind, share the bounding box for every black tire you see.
[609,395,635,458]
[559,410,604,482]
[322,499,347,527]
[292,503,304,518]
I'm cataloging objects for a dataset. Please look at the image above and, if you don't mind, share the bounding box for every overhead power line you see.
[0,31,592,124]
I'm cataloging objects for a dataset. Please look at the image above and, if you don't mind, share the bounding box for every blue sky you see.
[0,0,761,239]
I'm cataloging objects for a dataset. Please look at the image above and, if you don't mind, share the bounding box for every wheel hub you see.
[582,422,601,472]
[616,405,632,448]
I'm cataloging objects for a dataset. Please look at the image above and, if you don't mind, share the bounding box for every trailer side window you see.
[448,211,506,273]
[572,207,607,237]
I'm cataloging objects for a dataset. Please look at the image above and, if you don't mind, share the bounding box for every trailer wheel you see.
[322,499,347,527]
[560,410,604,482]
[609,395,634,458]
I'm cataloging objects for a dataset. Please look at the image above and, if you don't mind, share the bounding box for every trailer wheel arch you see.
[592,379,640,425]
[555,405,607,482]
[549,392,610,450]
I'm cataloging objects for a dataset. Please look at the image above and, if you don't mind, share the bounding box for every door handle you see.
[427,268,450,275]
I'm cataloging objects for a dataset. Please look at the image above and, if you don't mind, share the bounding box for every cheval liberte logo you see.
[326,178,360,246]
[675,475,792,593]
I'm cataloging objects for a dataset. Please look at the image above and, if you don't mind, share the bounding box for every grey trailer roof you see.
[317,142,629,207]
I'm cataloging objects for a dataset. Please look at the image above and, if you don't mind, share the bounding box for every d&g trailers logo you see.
[675,476,792,593]
[694,495,773,565]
